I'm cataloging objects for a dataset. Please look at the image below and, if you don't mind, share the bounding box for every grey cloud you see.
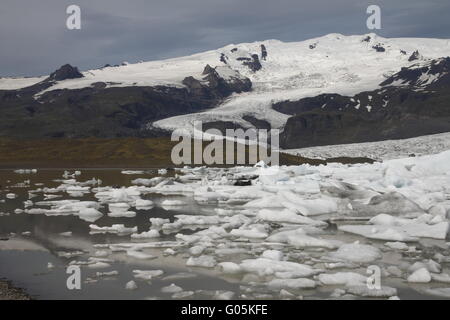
[0,0,449,76]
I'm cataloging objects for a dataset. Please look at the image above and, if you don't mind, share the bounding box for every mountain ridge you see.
[1,33,450,148]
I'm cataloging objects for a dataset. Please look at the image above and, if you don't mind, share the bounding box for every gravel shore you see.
[0,279,31,300]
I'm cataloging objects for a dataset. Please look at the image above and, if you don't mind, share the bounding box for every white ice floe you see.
[89,224,137,235]
[135,199,154,208]
[186,255,217,268]
[131,230,160,239]
[267,228,338,249]
[407,268,432,283]
[317,272,367,287]
[339,214,449,241]
[133,269,164,280]
[328,242,381,263]
[161,283,183,294]
[125,280,138,290]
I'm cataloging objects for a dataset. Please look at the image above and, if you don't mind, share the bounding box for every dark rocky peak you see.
[202,64,216,76]
[408,50,422,62]
[362,36,371,42]
[309,43,317,49]
[47,64,83,81]
[372,44,385,52]
[242,54,262,72]
[261,44,268,60]
[182,64,252,99]
[220,53,228,64]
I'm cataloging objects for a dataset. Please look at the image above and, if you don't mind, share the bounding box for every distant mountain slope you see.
[279,57,450,148]
[1,33,450,146]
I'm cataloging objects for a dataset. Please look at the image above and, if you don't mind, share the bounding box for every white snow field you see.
[284,132,450,161]
[0,76,45,90]
[2,33,450,133]
[5,149,450,299]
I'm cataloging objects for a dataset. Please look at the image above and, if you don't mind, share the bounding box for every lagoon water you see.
[0,168,449,300]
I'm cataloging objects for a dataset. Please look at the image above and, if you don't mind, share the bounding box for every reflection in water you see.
[0,169,237,299]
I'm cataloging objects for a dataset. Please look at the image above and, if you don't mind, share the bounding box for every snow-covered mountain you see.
[1,33,450,145]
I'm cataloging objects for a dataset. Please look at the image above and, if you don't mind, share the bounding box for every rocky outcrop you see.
[381,57,450,88]
[408,50,422,62]
[261,45,268,60]
[242,54,262,72]
[47,64,84,81]
[372,44,385,52]
[182,64,252,98]
[0,63,251,139]
[278,57,450,148]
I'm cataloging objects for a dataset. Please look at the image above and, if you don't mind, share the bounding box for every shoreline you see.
[0,279,32,300]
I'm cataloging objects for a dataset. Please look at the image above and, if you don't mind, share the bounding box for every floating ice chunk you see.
[150,218,170,228]
[59,231,72,237]
[261,250,284,261]
[279,191,338,216]
[257,209,327,226]
[384,242,409,250]
[131,230,160,239]
[121,170,144,175]
[94,250,110,257]
[132,177,164,186]
[189,245,205,256]
[230,224,268,239]
[78,208,103,222]
[161,199,185,206]
[346,285,397,298]
[172,291,195,299]
[218,262,242,275]
[161,283,183,294]
[133,269,164,280]
[127,250,156,260]
[6,193,17,199]
[340,214,449,240]
[338,225,417,242]
[186,255,217,268]
[267,228,337,249]
[164,248,176,256]
[407,267,431,283]
[87,262,111,269]
[108,202,132,217]
[409,260,441,273]
[125,280,138,290]
[239,258,316,277]
[108,210,136,218]
[329,242,381,263]
[279,289,296,299]
[89,224,137,235]
[135,199,154,207]
[96,271,119,277]
[267,278,316,290]
[47,262,55,269]
[213,291,235,300]
[95,187,141,203]
[317,272,367,286]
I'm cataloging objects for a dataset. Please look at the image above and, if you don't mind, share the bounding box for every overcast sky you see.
[1,0,449,76]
